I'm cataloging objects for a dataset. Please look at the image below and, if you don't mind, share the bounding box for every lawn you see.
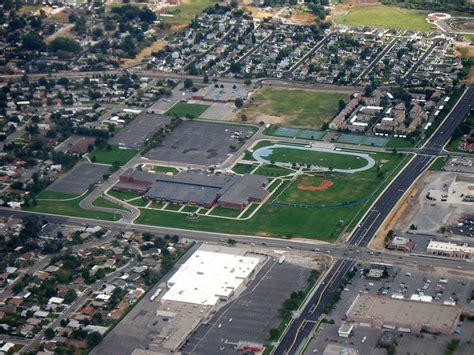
[92,197,129,211]
[154,165,180,175]
[107,190,142,201]
[232,163,256,174]
[253,165,293,177]
[386,137,416,149]
[334,5,434,32]
[242,88,350,128]
[161,0,217,26]
[266,147,369,170]
[25,192,120,221]
[210,207,242,218]
[37,190,81,200]
[244,140,277,161]
[89,145,138,166]
[128,198,149,207]
[164,203,182,211]
[429,157,449,171]
[136,151,408,240]
[166,102,210,118]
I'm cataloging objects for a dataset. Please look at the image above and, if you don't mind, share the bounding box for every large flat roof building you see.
[145,171,269,209]
[346,294,461,335]
[162,246,260,306]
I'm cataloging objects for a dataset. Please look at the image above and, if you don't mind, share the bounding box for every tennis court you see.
[274,127,326,140]
[337,134,388,147]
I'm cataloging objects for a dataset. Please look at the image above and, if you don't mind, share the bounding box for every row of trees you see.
[22,32,81,54]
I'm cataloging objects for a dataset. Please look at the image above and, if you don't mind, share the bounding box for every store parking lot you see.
[47,162,109,195]
[181,260,311,354]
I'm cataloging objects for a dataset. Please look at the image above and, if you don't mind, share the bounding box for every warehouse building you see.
[145,171,269,209]
[427,240,474,259]
[346,294,461,335]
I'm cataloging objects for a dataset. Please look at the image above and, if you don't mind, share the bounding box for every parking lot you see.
[109,114,171,149]
[302,263,474,355]
[145,121,256,166]
[47,162,109,194]
[181,260,311,354]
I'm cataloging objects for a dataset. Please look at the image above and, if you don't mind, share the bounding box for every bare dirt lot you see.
[297,179,334,191]
[122,39,167,67]
[290,11,316,25]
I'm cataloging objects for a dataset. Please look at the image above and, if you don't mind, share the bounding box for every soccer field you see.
[334,5,433,32]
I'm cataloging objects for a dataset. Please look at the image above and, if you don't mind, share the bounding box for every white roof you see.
[162,249,260,306]
[48,297,64,304]
[427,240,474,254]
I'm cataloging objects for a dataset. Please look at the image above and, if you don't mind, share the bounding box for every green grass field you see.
[166,102,210,118]
[334,5,433,32]
[92,197,129,211]
[385,137,416,149]
[445,113,473,153]
[266,147,369,170]
[36,190,81,200]
[25,193,120,221]
[429,156,449,171]
[128,198,148,207]
[89,145,138,166]
[243,88,350,128]
[161,0,217,26]
[210,207,242,218]
[232,163,256,174]
[136,151,408,240]
[107,190,142,201]
[253,165,293,177]
[154,165,180,175]
[244,141,276,161]
[165,203,182,211]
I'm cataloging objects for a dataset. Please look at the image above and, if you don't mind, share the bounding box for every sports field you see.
[242,88,350,128]
[161,0,217,26]
[334,5,433,32]
[166,102,210,118]
[265,147,369,170]
[89,145,138,166]
[136,151,409,241]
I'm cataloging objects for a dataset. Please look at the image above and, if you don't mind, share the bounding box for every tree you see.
[49,38,81,53]
[227,238,237,246]
[22,32,46,51]
[64,288,77,304]
[44,328,55,340]
[229,62,242,74]
[183,78,193,89]
[87,332,103,348]
[269,328,280,340]
[234,98,244,108]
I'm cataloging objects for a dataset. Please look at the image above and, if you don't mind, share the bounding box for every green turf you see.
[334,5,434,31]
[89,145,138,166]
[25,193,120,221]
[385,137,416,149]
[210,207,242,218]
[136,151,408,240]
[278,175,369,206]
[466,34,474,43]
[107,190,142,201]
[161,0,217,26]
[429,156,449,171]
[243,88,350,129]
[253,165,293,177]
[154,165,180,175]
[182,205,199,213]
[92,197,129,211]
[166,102,210,118]
[164,203,182,211]
[128,198,149,207]
[240,203,259,219]
[232,163,256,174]
[266,147,369,170]
[149,201,165,209]
[37,190,81,200]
